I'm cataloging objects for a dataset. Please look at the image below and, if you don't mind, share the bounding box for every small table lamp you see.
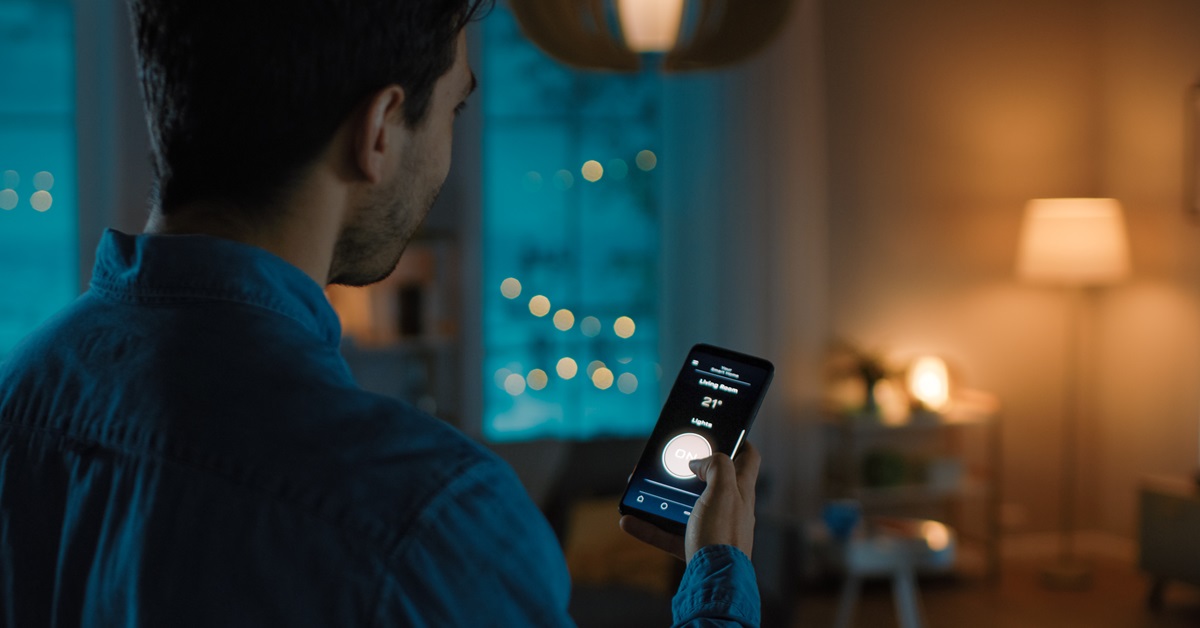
[1016,197,1131,588]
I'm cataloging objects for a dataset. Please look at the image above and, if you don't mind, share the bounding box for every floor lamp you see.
[1015,198,1131,589]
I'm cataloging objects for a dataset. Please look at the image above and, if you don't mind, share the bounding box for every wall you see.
[1095,0,1200,536]
[660,0,830,518]
[824,0,1200,537]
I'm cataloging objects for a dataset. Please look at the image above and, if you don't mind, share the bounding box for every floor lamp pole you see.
[1042,286,1092,589]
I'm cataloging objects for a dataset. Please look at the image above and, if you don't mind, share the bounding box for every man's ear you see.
[354,85,406,184]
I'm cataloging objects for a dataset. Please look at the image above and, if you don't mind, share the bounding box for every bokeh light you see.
[2,170,17,188]
[522,171,543,191]
[553,309,575,331]
[527,369,549,391]
[30,191,52,212]
[606,158,629,180]
[617,372,639,394]
[494,368,514,389]
[0,189,16,211]
[554,169,574,190]
[592,367,614,390]
[580,316,601,337]
[587,360,606,377]
[33,171,54,191]
[500,277,522,299]
[614,316,636,339]
[504,373,527,396]
[581,160,604,182]
[529,295,551,317]
[557,357,578,379]
[636,149,657,171]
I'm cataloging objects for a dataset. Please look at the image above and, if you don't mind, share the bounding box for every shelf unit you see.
[823,402,1002,580]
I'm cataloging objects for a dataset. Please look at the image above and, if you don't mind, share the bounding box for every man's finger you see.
[619,516,685,561]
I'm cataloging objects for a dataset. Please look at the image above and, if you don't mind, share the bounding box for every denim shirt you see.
[0,230,760,627]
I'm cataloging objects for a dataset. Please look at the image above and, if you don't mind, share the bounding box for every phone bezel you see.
[617,343,775,536]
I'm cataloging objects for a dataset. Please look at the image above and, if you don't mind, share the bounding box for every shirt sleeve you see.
[671,545,761,628]
[370,454,575,627]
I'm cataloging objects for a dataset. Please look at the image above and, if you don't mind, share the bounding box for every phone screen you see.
[618,344,774,534]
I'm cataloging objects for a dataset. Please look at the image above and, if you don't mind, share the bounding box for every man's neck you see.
[144,183,346,287]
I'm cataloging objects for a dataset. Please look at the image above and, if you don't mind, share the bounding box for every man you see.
[0,1,762,625]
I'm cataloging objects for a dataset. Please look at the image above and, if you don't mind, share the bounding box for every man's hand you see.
[620,442,760,563]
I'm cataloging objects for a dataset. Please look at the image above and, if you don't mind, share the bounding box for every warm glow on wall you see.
[907,355,950,411]
[616,0,685,52]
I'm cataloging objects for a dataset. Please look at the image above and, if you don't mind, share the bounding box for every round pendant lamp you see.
[507,0,794,72]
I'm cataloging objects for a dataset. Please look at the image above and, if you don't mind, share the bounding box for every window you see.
[0,0,77,359]
[481,6,663,441]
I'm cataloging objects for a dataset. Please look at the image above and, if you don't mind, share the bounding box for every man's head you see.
[128,0,486,285]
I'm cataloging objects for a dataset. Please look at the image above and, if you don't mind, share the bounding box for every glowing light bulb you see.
[529,295,551,317]
[907,355,951,411]
[557,357,578,379]
[500,277,522,299]
[920,520,951,552]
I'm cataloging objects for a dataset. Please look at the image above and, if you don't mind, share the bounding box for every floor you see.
[570,554,1200,627]
[794,555,1200,628]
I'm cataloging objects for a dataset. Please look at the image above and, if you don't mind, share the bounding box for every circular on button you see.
[661,432,713,480]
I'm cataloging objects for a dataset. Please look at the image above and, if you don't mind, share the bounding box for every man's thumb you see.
[689,456,713,481]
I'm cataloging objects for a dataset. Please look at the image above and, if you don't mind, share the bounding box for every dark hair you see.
[127,0,489,215]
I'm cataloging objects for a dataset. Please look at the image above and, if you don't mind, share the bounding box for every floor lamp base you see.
[1040,560,1093,590]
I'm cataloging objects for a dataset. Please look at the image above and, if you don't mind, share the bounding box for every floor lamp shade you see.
[1016,198,1131,286]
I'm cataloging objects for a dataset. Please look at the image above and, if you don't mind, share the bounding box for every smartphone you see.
[618,343,774,535]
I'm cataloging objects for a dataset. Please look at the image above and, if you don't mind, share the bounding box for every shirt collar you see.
[89,229,343,347]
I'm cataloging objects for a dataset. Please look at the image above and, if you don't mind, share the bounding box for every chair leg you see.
[834,575,862,628]
[892,567,925,628]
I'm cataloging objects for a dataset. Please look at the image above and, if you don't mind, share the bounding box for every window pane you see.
[0,0,77,359]
[481,6,661,441]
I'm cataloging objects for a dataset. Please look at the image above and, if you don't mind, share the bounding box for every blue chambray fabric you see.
[0,230,759,627]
